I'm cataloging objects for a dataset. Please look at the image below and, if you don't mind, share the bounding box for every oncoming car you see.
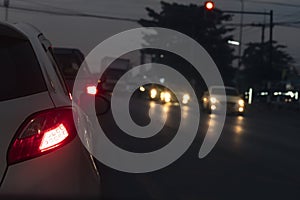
[202,86,245,115]
[0,22,101,199]
[139,84,191,105]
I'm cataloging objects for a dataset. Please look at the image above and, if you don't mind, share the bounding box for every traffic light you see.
[204,1,215,11]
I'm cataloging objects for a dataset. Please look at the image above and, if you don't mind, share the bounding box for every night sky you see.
[1,0,299,70]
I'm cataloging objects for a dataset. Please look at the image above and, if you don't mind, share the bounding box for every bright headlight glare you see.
[160,92,165,100]
[164,92,171,102]
[239,107,244,112]
[238,99,245,106]
[150,88,157,99]
[182,94,190,104]
[183,94,190,100]
[211,105,217,110]
[182,99,188,104]
[139,86,145,92]
[210,97,217,104]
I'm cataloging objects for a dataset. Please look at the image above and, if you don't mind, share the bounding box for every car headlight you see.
[160,92,165,101]
[238,99,245,107]
[183,94,190,100]
[150,88,158,99]
[210,97,217,104]
[139,86,146,92]
[238,107,244,112]
[164,92,172,103]
[182,94,190,104]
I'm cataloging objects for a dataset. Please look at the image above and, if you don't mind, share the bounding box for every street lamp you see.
[222,9,274,72]
[228,40,240,46]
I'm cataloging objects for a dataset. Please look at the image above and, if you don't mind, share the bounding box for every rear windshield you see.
[0,36,47,101]
[211,88,239,96]
[53,50,88,80]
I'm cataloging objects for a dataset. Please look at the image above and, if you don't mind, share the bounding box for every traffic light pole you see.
[269,10,273,72]
[237,0,244,69]
[222,9,274,71]
[222,10,274,69]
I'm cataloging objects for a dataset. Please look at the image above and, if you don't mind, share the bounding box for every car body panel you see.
[202,86,245,114]
[0,92,54,186]
[12,23,71,108]
[0,137,100,198]
[0,22,101,198]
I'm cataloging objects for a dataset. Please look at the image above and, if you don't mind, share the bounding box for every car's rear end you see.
[0,22,101,199]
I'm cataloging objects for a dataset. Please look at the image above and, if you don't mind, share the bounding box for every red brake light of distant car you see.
[86,85,98,95]
[7,107,76,165]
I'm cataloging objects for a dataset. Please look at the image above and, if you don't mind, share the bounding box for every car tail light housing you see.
[7,107,77,165]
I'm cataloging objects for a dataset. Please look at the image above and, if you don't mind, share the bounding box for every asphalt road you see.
[95,98,300,200]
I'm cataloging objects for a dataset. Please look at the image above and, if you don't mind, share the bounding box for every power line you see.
[2,3,300,29]
[246,0,300,8]
[0,4,139,23]
[275,12,300,24]
[225,20,300,28]
[13,0,85,15]
[277,20,300,25]
[276,24,300,29]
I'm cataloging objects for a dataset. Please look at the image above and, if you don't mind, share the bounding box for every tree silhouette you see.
[138,1,236,87]
[241,41,295,89]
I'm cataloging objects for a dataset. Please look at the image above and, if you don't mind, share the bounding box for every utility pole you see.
[269,10,273,72]
[261,12,266,44]
[4,0,9,21]
[222,9,274,75]
[261,23,265,44]
[267,10,273,103]
[238,0,244,69]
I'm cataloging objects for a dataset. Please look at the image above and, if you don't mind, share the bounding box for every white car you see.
[202,86,245,115]
[0,22,101,199]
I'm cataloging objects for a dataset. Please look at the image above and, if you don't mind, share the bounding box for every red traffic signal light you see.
[204,1,215,11]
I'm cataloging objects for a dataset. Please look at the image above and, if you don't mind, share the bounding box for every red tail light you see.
[7,107,76,165]
[39,123,69,151]
[86,85,98,95]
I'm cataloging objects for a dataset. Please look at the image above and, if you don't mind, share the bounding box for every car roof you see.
[0,22,26,39]
[0,21,42,40]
